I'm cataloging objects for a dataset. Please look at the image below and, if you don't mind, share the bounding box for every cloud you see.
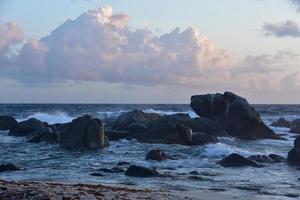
[263,20,300,37]
[0,5,232,87]
[290,0,300,11]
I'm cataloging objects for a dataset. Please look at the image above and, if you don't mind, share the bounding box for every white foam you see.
[96,110,128,119]
[202,143,252,158]
[143,109,198,118]
[18,112,74,124]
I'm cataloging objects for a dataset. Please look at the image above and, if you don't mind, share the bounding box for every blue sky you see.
[0,0,300,103]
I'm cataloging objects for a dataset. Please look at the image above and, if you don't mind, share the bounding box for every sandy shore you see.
[0,179,286,200]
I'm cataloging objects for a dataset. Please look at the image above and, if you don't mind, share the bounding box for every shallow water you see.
[0,104,300,199]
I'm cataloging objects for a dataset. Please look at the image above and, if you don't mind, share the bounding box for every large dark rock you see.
[60,115,109,150]
[191,92,282,140]
[112,110,161,131]
[0,116,17,131]
[218,153,262,167]
[287,136,300,166]
[290,119,300,134]
[270,118,291,128]
[145,150,173,161]
[9,118,45,137]
[0,163,20,173]
[125,165,159,177]
[27,127,58,144]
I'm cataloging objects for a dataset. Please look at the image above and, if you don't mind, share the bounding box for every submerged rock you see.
[218,153,262,167]
[287,136,300,166]
[98,167,124,173]
[60,115,109,150]
[270,118,291,128]
[247,154,284,163]
[0,116,17,131]
[0,163,20,173]
[9,118,45,137]
[145,150,173,161]
[125,165,159,177]
[190,91,282,140]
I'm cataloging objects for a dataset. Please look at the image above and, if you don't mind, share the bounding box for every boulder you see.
[125,165,159,177]
[0,163,20,173]
[0,116,17,131]
[9,118,45,136]
[191,92,282,140]
[27,127,58,144]
[112,110,160,130]
[145,150,173,161]
[270,118,291,128]
[287,136,300,166]
[60,115,108,150]
[290,119,300,134]
[247,154,284,163]
[218,153,262,167]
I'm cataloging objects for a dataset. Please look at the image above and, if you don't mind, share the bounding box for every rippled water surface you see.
[1,104,300,199]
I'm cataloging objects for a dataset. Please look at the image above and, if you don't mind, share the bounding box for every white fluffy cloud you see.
[0,6,232,87]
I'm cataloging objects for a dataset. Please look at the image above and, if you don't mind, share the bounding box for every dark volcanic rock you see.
[247,154,284,163]
[287,136,300,166]
[270,118,291,128]
[290,119,300,134]
[0,163,20,173]
[60,115,108,150]
[9,118,45,136]
[0,116,17,131]
[190,91,282,140]
[125,165,159,177]
[113,110,160,131]
[27,127,58,144]
[218,153,262,167]
[145,150,173,161]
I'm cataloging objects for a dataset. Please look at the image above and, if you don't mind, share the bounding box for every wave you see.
[202,143,252,158]
[17,112,74,124]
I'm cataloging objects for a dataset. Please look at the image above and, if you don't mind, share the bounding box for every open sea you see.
[0,104,300,199]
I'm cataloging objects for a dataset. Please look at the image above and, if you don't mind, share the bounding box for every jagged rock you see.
[9,118,45,137]
[191,92,282,140]
[271,118,291,128]
[27,127,58,144]
[0,116,17,131]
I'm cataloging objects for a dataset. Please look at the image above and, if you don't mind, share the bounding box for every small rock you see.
[218,153,262,167]
[270,118,291,128]
[145,150,172,161]
[0,163,20,173]
[117,161,130,166]
[90,172,104,177]
[125,165,159,177]
[98,167,124,173]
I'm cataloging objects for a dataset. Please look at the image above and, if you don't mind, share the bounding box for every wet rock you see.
[60,115,108,150]
[287,136,300,166]
[247,154,284,163]
[189,171,200,175]
[270,118,291,128]
[117,161,130,166]
[98,167,124,173]
[105,130,133,141]
[190,92,282,140]
[125,165,159,177]
[0,163,20,173]
[218,153,262,167]
[145,150,173,161]
[0,116,17,131]
[27,127,58,144]
[191,132,218,145]
[290,119,300,134]
[113,110,160,130]
[9,118,45,137]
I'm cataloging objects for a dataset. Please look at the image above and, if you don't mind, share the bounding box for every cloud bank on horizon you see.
[0,5,299,98]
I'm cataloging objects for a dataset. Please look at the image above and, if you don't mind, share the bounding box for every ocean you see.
[0,104,300,198]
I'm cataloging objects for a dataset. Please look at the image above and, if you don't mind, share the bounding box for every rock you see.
[90,172,104,177]
[60,115,108,150]
[287,136,300,166]
[189,171,200,175]
[125,165,159,177]
[218,153,262,167]
[190,92,282,140]
[113,110,160,130]
[0,163,20,173]
[290,119,300,134]
[188,176,211,181]
[27,127,58,144]
[247,154,284,163]
[98,167,124,173]
[145,150,173,161]
[191,132,218,145]
[117,161,130,166]
[9,118,45,137]
[105,130,133,141]
[0,116,17,131]
[270,118,291,128]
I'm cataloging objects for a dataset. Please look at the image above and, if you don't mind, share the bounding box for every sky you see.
[0,0,300,104]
